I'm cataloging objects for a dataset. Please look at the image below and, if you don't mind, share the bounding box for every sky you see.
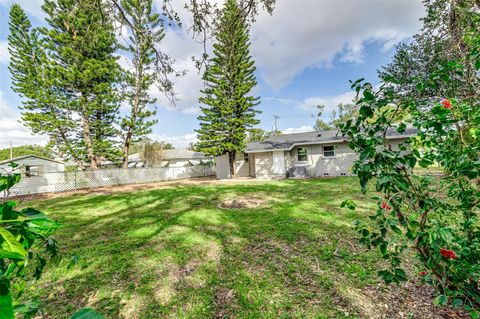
[0,0,426,149]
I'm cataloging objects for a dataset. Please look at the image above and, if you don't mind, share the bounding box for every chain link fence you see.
[3,166,216,197]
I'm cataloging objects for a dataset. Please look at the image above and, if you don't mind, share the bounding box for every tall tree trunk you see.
[81,94,98,169]
[228,151,236,178]
[122,127,134,168]
[59,129,84,169]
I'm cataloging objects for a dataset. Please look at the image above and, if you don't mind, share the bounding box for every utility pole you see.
[9,140,13,159]
[273,115,279,133]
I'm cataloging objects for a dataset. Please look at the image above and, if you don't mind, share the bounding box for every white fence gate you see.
[3,166,216,197]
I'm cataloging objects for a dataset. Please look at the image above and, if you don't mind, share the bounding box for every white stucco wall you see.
[287,143,356,177]
[235,153,250,177]
[0,157,65,174]
[253,151,286,179]
[272,151,286,176]
[215,154,231,179]
[251,138,410,179]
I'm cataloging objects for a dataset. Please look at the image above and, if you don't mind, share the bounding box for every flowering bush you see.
[339,41,480,316]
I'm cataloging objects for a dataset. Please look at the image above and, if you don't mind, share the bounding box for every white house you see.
[128,149,213,168]
[0,155,68,196]
[0,154,66,175]
[218,128,416,179]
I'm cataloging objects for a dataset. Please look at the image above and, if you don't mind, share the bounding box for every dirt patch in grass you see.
[214,287,235,319]
[218,197,265,209]
[359,280,469,319]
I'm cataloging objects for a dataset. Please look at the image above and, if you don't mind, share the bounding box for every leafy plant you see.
[0,163,104,318]
[0,163,61,318]
[340,35,480,316]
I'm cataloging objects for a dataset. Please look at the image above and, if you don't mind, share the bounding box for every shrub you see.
[340,38,479,316]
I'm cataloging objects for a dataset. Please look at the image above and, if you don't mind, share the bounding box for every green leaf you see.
[0,291,14,319]
[363,90,375,101]
[0,202,17,220]
[340,199,357,210]
[451,298,463,308]
[70,308,104,319]
[434,295,449,306]
[0,228,26,260]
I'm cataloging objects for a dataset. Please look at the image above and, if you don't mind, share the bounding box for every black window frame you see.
[25,165,43,177]
[297,147,308,162]
[323,145,335,157]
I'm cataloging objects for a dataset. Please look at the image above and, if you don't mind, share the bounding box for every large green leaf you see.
[0,291,14,319]
[0,228,26,260]
[0,202,17,221]
[70,308,104,319]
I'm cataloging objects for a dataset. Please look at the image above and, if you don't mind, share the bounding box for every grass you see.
[23,177,390,318]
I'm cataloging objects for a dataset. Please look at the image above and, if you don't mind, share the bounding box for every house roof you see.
[245,128,418,153]
[0,154,67,166]
[160,149,209,160]
[129,150,211,162]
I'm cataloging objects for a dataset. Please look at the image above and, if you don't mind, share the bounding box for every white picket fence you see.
[3,166,216,197]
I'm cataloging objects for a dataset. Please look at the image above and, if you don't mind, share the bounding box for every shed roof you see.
[0,154,66,166]
[245,128,417,153]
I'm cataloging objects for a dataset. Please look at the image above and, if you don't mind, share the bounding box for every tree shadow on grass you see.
[23,178,393,318]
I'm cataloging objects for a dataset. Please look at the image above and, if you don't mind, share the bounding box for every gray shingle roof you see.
[245,128,417,153]
[128,150,211,162]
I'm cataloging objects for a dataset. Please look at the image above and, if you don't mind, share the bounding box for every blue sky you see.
[0,0,426,148]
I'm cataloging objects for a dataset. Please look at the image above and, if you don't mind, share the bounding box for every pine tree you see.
[41,0,121,168]
[118,0,164,168]
[196,0,260,176]
[8,4,83,166]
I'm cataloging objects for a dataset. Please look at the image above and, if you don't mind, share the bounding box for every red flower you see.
[441,99,452,109]
[440,248,457,259]
[419,271,427,276]
[381,201,392,211]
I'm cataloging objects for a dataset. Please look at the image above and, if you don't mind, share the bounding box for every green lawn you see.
[22,178,415,318]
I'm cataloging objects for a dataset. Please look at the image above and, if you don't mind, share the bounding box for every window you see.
[297,147,307,162]
[243,153,249,162]
[25,165,43,177]
[323,146,335,157]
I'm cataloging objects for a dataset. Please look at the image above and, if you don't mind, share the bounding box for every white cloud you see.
[149,29,206,115]
[251,0,424,90]
[148,132,197,149]
[297,90,357,117]
[0,41,9,65]
[282,125,314,134]
[0,91,48,148]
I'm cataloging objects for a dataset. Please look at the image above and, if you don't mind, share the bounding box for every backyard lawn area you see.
[22,177,448,318]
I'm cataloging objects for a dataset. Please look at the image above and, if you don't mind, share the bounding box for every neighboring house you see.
[0,155,67,196]
[128,149,213,168]
[222,128,416,179]
[0,154,66,175]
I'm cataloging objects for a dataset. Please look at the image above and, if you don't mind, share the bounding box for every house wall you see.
[0,157,65,174]
[251,138,408,179]
[235,153,250,177]
[253,151,286,179]
[0,157,66,196]
[216,154,231,179]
